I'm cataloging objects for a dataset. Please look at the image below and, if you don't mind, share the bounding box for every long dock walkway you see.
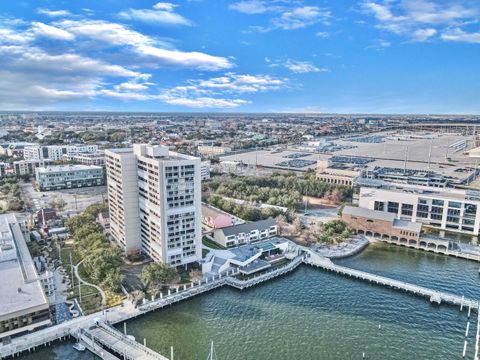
[305,251,479,308]
[75,322,168,360]
[2,247,479,359]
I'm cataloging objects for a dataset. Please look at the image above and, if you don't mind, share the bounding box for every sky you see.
[0,0,479,114]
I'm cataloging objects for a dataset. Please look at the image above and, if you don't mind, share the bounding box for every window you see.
[401,204,414,216]
[449,201,462,209]
[465,204,477,216]
[374,201,384,211]
[387,202,399,214]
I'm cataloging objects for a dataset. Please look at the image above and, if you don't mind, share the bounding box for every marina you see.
[9,243,480,359]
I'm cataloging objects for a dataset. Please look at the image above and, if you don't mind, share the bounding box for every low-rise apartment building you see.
[316,160,361,187]
[211,218,278,247]
[35,164,104,191]
[13,159,53,176]
[62,152,105,166]
[358,185,480,236]
[198,145,232,157]
[24,144,99,161]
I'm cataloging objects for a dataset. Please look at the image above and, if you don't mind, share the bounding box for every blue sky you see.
[0,0,479,113]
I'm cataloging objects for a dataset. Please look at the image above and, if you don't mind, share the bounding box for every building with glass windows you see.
[358,185,480,236]
[35,165,104,191]
[105,144,202,266]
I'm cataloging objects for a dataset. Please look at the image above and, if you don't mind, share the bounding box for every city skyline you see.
[0,0,479,114]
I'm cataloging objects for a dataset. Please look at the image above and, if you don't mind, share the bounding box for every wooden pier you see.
[305,251,480,308]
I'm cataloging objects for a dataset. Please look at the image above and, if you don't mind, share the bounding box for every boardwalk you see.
[2,247,479,359]
[305,251,480,309]
[75,322,168,360]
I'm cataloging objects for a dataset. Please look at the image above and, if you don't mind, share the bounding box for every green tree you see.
[140,263,177,296]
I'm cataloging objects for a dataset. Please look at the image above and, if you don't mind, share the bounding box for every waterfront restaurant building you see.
[342,206,422,242]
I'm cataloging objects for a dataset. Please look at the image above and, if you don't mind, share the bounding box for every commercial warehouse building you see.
[35,165,104,191]
[0,214,52,339]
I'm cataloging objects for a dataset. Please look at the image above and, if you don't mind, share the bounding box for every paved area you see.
[20,181,106,215]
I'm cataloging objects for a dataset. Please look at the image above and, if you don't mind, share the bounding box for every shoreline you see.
[312,235,370,260]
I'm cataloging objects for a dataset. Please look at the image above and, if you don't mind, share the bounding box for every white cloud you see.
[159,73,286,108]
[0,28,33,44]
[229,1,270,14]
[134,45,232,70]
[115,81,150,91]
[315,31,330,38]
[441,28,480,43]
[0,43,146,109]
[231,1,331,31]
[164,97,248,108]
[32,22,75,41]
[154,2,178,11]
[37,9,71,17]
[362,0,480,43]
[411,28,437,41]
[273,6,331,30]
[283,60,326,73]
[56,20,153,46]
[119,2,192,26]
[56,20,232,70]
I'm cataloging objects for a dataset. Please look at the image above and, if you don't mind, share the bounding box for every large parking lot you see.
[20,181,107,216]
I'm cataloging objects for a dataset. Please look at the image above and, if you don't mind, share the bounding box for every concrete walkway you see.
[74,258,107,306]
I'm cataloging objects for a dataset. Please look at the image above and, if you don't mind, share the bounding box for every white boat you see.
[73,343,86,351]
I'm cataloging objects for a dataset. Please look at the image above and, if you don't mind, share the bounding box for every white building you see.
[201,161,211,181]
[105,144,202,266]
[211,218,278,247]
[358,185,480,236]
[35,164,104,191]
[0,214,52,338]
[198,145,231,156]
[24,144,99,161]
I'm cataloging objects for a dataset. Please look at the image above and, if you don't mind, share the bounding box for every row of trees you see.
[65,203,124,293]
[288,219,352,244]
[205,171,352,211]
[208,194,288,221]
[0,176,23,212]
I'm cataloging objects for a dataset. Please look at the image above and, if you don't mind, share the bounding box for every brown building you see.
[316,160,361,187]
[342,206,422,241]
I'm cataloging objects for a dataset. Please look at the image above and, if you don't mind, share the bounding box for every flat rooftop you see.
[36,164,103,173]
[0,214,48,319]
[361,184,480,202]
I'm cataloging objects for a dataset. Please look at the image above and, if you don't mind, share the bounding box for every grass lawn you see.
[202,236,225,249]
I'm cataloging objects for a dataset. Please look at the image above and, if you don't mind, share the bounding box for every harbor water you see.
[21,243,480,359]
